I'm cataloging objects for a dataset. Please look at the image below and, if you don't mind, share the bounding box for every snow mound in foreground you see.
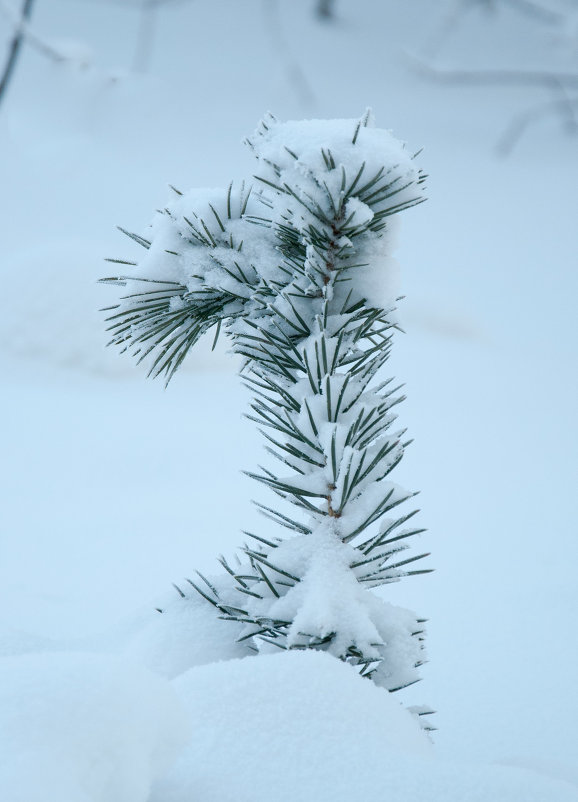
[0,652,188,802]
[124,589,251,678]
[154,650,577,802]
[1,648,576,801]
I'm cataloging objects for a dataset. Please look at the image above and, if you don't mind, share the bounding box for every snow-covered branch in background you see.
[414,0,578,153]
[0,0,35,106]
[0,0,96,108]
[102,112,432,724]
[0,0,82,64]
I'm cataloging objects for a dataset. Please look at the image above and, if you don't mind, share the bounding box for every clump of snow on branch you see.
[124,581,254,679]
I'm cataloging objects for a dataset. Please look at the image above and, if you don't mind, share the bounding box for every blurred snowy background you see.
[1,0,577,781]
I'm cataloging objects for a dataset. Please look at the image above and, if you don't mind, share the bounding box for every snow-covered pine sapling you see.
[102,112,433,724]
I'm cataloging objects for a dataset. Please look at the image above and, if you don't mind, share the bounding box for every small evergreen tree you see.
[102,112,432,724]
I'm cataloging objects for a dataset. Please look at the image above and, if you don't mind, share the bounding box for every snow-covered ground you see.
[1,0,577,799]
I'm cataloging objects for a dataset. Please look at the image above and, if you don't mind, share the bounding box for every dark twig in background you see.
[0,0,35,107]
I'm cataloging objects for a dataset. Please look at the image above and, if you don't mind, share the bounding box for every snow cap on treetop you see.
[247,110,422,206]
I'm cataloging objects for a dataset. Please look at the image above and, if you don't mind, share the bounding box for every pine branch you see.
[102,112,431,708]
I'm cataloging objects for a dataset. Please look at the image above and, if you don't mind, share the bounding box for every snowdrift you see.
[1,648,576,802]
